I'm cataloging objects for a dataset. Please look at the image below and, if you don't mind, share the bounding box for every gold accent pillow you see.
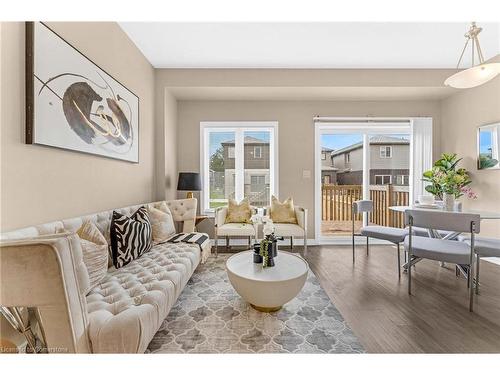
[225,198,252,223]
[148,206,176,243]
[77,221,109,293]
[270,196,298,224]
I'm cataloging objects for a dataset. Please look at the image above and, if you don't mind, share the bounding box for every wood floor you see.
[304,244,500,353]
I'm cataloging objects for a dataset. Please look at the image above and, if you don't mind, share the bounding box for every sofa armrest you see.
[214,207,228,229]
[0,233,91,353]
[295,206,308,232]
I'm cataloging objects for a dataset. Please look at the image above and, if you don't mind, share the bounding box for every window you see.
[323,175,331,184]
[380,146,392,158]
[321,153,326,160]
[396,175,409,186]
[250,175,266,192]
[345,153,350,163]
[253,146,262,159]
[201,122,277,212]
[375,175,392,185]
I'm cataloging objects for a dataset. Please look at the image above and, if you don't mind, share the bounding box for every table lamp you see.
[177,172,202,199]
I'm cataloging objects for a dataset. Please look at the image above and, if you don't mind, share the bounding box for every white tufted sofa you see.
[0,198,210,353]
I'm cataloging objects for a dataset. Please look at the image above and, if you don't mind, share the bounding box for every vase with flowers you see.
[253,220,283,267]
[422,153,477,210]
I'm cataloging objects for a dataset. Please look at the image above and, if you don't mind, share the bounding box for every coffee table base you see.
[250,304,282,313]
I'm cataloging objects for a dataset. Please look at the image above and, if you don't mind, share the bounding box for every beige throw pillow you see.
[225,198,252,223]
[77,221,108,292]
[270,196,298,224]
[148,205,176,243]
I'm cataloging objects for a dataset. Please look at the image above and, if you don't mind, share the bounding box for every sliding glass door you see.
[316,122,412,240]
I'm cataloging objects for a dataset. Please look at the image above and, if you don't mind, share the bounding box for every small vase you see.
[443,193,455,211]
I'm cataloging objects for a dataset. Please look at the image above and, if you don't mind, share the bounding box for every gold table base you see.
[250,304,282,313]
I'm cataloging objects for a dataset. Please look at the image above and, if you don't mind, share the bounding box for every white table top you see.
[226,250,308,282]
[389,205,500,219]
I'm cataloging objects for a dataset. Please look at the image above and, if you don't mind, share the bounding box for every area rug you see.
[147,254,364,353]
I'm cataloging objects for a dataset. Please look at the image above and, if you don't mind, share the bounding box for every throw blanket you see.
[167,232,210,250]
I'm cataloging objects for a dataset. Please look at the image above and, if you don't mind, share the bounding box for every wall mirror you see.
[477,122,500,170]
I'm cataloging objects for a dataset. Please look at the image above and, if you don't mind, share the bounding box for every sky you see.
[479,130,493,155]
[209,131,270,154]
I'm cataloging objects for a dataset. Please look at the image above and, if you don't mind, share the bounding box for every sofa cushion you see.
[148,206,176,243]
[110,207,152,269]
[85,241,201,353]
[77,221,108,293]
[272,223,305,237]
[217,223,256,236]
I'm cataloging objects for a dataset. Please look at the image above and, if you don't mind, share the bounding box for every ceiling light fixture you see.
[445,22,500,89]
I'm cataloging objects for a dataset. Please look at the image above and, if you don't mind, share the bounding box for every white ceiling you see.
[119,22,500,68]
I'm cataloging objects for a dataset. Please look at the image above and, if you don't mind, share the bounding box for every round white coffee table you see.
[226,250,308,312]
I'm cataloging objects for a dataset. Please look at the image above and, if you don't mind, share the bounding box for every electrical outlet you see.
[302,170,311,179]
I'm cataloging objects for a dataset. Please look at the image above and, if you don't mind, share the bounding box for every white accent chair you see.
[352,200,408,278]
[264,206,308,255]
[405,210,480,311]
[214,206,258,256]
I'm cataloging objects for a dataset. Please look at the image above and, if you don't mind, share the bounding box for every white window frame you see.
[250,175,266,192]
[228,146,235,159]
[380,146,392,158]
[200,121,278,214]
[375,175,392,185]
[321,152,326,160]
[253,146,262,159]
[345,153,350,163]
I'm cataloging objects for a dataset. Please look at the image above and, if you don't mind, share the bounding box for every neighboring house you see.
[321,146,337,184]
[330,136,410,185]
[221,136,270,206]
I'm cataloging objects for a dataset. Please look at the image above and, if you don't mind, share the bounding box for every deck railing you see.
[322,184,410,228]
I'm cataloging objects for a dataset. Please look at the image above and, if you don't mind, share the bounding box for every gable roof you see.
[222,136,268,145]
[331,135,409,156]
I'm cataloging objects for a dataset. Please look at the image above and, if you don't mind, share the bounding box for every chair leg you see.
[226,236,229,251]
[248,236,251,249]
[366,237,369,256]
[352,234,355,263]
[397,243,401,279]
[215,232,218,257]
[475,255,480,295]
[303,236,308,257]
[469,256,475,312]
[290,236,294,250]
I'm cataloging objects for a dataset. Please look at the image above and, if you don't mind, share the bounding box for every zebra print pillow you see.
[110,206,152,268]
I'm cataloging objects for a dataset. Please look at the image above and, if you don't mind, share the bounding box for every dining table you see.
[389,205,500,278]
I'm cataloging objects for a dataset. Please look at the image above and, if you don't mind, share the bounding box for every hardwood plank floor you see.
[304,244,500,353]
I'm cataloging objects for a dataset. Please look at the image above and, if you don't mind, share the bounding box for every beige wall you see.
[0,22,157,231]
[440,76,500,237]
[177,100,441,238]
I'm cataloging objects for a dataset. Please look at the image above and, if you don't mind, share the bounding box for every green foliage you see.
[479,155,499,169]
[422,153,472,199]
[210,147,225,172]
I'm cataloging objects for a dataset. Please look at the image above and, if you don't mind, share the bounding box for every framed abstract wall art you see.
[25,22,139,163]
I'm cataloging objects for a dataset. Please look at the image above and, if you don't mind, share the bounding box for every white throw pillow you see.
[148,205,176,243]
[77,220,108,292]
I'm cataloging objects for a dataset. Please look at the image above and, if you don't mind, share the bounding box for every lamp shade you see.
[445,63,500,89]
[177,172,202,191]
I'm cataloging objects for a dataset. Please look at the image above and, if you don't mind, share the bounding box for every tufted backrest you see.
[0,198,198,241]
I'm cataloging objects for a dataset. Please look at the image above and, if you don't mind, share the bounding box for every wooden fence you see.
[322,184,410,228]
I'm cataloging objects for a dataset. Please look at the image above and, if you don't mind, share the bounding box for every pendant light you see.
[444,22,500,89]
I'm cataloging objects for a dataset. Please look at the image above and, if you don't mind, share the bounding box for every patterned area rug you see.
[147,254,364,353]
